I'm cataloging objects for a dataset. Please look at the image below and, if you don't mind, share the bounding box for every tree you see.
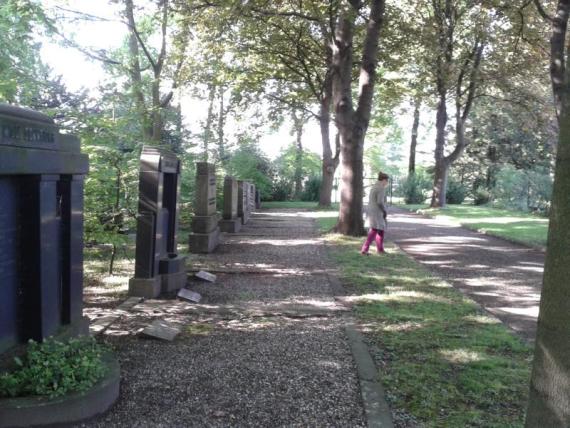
[526,0,570,424]
[333,0,386,235]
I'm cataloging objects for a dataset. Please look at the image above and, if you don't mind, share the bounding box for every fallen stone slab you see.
[90,315,120,335]
[178,288,202,303]
[117,296,144,311]
[195,270,217,282]
[141,319,181,341]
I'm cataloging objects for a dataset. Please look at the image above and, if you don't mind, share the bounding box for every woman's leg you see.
[375,229,385,253]
[361,228,377,254]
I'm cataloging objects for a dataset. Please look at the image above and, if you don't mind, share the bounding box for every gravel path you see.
[80,209,367,427]
[387,207,545,342]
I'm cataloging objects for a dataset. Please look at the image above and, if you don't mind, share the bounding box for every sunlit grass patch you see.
[324,232,532,427]
[399,204,548,248]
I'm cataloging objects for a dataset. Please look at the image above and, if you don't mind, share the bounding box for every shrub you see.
[270,179,292,201]
[301,176,321,201]
[493,165,553,213]
[399,173,431,204]
[446,177,467,204]
[0,337,106,398]
[474,187,491,205]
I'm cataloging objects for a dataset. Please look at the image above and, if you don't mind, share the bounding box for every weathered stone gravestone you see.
[219,176,242,233]
[188,162,220,253]
[249,183,256,213]
[255,189,262,209]
[129,146,187,298]
[237,180,251,225]
[0,104,89,353]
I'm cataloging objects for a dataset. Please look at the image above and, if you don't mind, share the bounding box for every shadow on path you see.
[387,207,544,342]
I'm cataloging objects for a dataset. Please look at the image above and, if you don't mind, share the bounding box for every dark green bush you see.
[301,176,321,201]
[446,177,467,204]
[399,173,431,204]
[270,179,292,201]
[474,187,491,205]
[0,337,106,398]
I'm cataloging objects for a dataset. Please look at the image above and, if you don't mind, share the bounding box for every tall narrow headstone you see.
[249,183,256,213]
[129,146,187,298]
[255,189,262,209]
[0,104,89,353]
[219,176,242,233]
[237,180,251,225]
[188,162,220,253]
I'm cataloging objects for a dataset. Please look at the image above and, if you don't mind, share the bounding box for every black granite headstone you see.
[0,104,89,354]
[128,146,187,298]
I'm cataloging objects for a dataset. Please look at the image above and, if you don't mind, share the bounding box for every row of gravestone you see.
[0,104,257,355]
[128,147,258,299]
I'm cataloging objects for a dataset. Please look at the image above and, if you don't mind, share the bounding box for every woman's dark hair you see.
[378,171,390,181]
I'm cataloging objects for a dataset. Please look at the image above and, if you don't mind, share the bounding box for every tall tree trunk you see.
[124,0,151,140]
[151,72,162,143]
[292,113,304,199]
[409,99,421,175]
[217,86,226,167]
[526,1,570,424]
[431,92,448,207]
[318,43,340,208]
[526,85,570,427]
[333,0,386,236]
[203,83,216,162]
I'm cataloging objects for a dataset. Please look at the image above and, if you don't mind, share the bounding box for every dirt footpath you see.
[387,207,545,342]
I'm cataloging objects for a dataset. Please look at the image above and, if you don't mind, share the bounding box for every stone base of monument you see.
[161,270,188,293]
[0,352,120,428]
[188,227,220,253]
[128,276,162,299]
[240,214,250,225]
[219,218,242,233]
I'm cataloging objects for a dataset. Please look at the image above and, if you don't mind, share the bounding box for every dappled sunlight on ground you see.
[439,349,485,364]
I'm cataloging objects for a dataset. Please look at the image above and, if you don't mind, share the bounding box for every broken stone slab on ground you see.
[195,270,217,282]
[141,319,182,341]
[178,288,202,303]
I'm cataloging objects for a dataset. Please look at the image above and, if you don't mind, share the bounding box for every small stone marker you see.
[195,270,217,282]
[177,288,202,303]
[141,319,181,341]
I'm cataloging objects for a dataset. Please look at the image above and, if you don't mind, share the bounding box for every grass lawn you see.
[261,201,339,210]
[399,204,548,249]
[315,214,532,427]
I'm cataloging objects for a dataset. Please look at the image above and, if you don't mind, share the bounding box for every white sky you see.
[38,0,434,167]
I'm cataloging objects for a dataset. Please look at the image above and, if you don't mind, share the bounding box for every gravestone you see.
[219,176,242,233]
[188,162,220,253]
[0,104,89,353]
[249,183,256,213]
[255,189,262,209]
[237,180,251,225]
[128,146,187,298]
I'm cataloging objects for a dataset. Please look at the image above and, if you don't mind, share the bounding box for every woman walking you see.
[361,172,389,255]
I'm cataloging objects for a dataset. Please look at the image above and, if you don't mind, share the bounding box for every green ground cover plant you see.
[312,212,532,427]
[0,337,107,398]
[399,204,548,248]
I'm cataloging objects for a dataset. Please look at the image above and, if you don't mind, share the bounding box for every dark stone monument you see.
[188,162,220,253]
[219,176,242,233]
[128,146,187,298]
[0,104,89,353]
[249,183,256,213]
[255,189,262,209]
[237,180,251,225]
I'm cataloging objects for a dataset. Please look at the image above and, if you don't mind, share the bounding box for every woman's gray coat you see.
[366,181,387,230]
